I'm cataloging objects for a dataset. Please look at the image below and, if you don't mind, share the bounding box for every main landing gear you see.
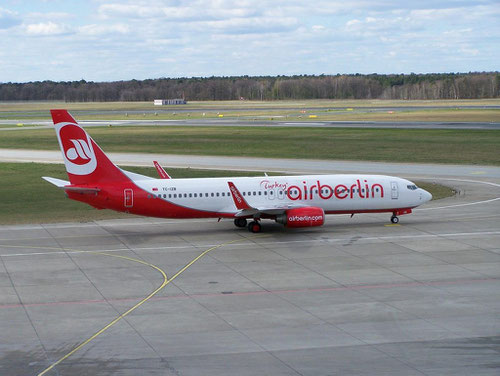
[390,215,399,224]
[247,220,261,233]
[234,218,247,228]
[234,217,262,233]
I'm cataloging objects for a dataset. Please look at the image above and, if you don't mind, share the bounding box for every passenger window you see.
[258,191,261,196]
[211,193,214,197]
[216,192,219,197]
[189,193,192,198]
[264,191,267,195]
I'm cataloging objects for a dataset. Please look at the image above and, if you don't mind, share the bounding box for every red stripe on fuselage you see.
[67,181,235,219]
[324,207,415,215]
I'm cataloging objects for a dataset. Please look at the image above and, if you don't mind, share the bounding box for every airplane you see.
[43,109,432,233]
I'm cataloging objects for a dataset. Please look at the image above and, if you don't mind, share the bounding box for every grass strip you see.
[0,126,499,165]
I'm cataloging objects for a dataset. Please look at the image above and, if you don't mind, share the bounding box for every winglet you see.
[228,181,252,210]
[153,161,171,179]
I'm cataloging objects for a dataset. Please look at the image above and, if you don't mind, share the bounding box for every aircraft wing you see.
[227,181,304,217]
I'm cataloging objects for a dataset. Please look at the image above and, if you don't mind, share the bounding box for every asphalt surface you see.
[0,160,499,375]
[1,148,500,179]
[1,119,499,130]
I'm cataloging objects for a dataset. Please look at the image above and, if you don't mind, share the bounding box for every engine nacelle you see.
[275,207,325,228]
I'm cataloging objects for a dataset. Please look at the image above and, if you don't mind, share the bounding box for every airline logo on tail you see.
[56,122,97,175]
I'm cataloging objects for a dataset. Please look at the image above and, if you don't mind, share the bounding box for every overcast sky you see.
[0,0,498,82]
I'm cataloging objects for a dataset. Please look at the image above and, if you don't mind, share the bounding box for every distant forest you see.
[1,73,498,101]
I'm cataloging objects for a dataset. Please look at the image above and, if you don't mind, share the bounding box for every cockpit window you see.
[407,184,418,190]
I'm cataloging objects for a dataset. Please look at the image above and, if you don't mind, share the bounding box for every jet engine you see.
[275,207,325,228]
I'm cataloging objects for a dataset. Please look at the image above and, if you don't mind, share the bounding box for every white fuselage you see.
[134,174,431,215]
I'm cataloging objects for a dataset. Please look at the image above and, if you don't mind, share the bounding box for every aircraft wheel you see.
[234,218,247,228]
[391,215,399,224]
[248,221,261,233]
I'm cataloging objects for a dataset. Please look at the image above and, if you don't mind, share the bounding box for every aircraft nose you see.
[422,189,432,202]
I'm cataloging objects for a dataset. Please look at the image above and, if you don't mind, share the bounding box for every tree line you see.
[0,73,498,101]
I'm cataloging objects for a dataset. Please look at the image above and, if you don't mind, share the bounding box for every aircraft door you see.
[390,182,398,199]
[124,189,133,208]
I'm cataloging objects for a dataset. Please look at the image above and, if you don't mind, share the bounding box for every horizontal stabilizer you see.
[42,176,70,187]
[42,176,100,193]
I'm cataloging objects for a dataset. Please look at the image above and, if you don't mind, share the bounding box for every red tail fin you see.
[51,109,129,185]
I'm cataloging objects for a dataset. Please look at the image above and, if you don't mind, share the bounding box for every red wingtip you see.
[50,109,78,124]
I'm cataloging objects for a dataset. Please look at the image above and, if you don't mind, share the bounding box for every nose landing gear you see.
[390,215,399,224]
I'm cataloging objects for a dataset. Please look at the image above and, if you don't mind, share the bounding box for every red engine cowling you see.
[275,207,325,228]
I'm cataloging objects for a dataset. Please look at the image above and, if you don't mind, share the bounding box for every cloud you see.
[99,3,160,19]
[200,16,298,35]
[0,8,21,29]
[1,0,499,82]
[25,22,72,36]
[98,2,259,21]
[26,12,74,20]
[78,23,129,36]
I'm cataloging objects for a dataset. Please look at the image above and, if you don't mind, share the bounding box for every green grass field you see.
[58,108,500,123]
[1,126,499,165]
[1,99,499,122]
[2,99,500,112]
[0,162,454,225]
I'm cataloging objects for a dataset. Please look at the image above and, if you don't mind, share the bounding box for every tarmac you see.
[0,160,499,375]
[1,119,499,130]
[1,148,500,179]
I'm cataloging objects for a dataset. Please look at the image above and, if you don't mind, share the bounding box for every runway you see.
[1,119,499,130]
[1,171,499,374]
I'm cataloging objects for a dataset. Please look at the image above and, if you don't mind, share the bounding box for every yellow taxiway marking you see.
[0,237,251,376]
[384,224,401,227]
